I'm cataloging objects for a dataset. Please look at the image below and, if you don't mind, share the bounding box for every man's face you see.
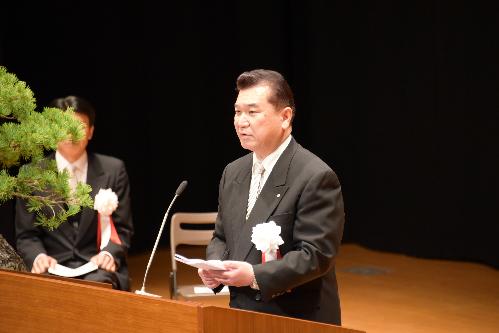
[57,112,94,162]
[234,85,291,160]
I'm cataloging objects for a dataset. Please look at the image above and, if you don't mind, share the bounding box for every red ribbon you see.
[97,214,122,249]
[262,249,281,263]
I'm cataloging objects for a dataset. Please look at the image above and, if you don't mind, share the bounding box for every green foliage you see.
[0,64,84,168]
[0,66,93,230]
[0,66,35,122]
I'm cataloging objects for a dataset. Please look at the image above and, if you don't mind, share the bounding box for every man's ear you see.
[88,126,95,140]
[281,107,293,129]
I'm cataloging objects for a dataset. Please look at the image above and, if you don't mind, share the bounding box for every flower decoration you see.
[93,188,121,249]
[251,221,284,262]
[94,188,118,216]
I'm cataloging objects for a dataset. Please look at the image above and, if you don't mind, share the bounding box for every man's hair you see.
[236,69,295,119]
[49,95,96,127]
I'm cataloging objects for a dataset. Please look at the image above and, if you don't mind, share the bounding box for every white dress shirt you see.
[55,150,88,187]
[251,134,292,190]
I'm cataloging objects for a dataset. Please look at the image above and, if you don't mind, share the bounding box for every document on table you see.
[48,261,98,277]
[174,254,227,270]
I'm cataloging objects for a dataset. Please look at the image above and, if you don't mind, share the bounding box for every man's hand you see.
[90,252,116,272]
[209,261,254,287]
[198,268,222,289]
[31,254,57,274]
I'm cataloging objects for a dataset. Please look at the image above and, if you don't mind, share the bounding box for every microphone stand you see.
[135,181,187,297]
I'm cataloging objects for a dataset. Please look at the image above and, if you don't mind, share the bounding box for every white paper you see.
[174,254,226,270]
[48,261,98,277]
[193,285,229,294]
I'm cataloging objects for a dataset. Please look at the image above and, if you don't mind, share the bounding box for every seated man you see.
[15,96,134,290]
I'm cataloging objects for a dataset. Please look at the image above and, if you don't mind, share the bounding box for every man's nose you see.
[236,114,249,127]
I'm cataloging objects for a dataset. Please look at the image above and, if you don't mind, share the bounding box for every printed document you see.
[48,261,98,277]
[174,254,226,270]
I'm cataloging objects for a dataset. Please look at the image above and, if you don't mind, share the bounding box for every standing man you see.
[15,96,134,290]
[198,69,345,325]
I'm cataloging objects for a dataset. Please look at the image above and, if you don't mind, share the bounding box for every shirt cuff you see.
[249,266,259,290]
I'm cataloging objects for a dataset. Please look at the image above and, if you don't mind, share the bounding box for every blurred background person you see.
[15,96,134,290]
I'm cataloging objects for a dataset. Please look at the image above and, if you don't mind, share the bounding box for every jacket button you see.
[255,292,261,301]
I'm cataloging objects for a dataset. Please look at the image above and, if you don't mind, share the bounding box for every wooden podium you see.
[0,269,364,333]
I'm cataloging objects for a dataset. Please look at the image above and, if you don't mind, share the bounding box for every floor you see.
[128,244,499,333]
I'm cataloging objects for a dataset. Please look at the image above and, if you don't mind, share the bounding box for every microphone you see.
[135,180,188,297]
[175,180,188,196]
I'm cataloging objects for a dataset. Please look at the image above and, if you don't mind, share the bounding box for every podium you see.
[0,269,364,333]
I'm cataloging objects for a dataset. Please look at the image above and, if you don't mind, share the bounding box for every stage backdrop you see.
[1,1,497,268]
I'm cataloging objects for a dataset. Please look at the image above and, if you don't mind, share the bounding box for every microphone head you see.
[175,180,188,196]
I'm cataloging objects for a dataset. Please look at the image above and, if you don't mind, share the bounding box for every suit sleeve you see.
[101,160,134,267]
[206,165,231,293]
[206,165,229,261]
[253,168,345,301]
[15,198,46,270]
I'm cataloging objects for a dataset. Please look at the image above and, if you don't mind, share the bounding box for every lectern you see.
[0,269,364,333]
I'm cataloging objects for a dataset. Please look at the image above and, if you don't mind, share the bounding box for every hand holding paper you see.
[90,252,116,272]
[198,268,221,289]
[210,260,255,287]
[32,254,57,274]
[177,254,255,288]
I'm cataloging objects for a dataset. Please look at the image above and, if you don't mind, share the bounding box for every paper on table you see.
[174,253,226,270]
[48,261,98,278]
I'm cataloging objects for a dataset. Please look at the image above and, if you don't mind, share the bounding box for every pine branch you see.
[0,66,93,230]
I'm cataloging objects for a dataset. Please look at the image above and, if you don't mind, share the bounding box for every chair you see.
[169,212,228,299]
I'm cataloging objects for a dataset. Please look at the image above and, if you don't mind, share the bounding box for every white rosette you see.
[94,188,119,250]
[251,221,284,262]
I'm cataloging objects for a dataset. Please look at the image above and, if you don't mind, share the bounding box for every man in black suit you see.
[15,96,133,290]
[198,70,345,325]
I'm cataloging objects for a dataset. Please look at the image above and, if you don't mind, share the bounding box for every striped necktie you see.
[246,162,265,219]
[68,165,79,192]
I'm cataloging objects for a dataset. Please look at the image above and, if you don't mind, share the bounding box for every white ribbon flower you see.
[251,221,284,262]
[94,188,120,250]
[93,188,118,216]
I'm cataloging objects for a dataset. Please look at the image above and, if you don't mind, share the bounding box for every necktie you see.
[68,165,79,192]
[246,162,265,219]
[67,165,81,229]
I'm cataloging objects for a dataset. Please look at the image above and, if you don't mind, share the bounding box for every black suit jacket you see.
[15,153,134,290]
[207,138,345,325]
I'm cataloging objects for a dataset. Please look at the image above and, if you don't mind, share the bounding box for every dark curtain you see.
[1,1,497,267]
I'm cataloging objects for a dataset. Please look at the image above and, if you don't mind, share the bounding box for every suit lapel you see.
[233,138,298,261]
[229,156,251,251]
[76,154,107,243]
